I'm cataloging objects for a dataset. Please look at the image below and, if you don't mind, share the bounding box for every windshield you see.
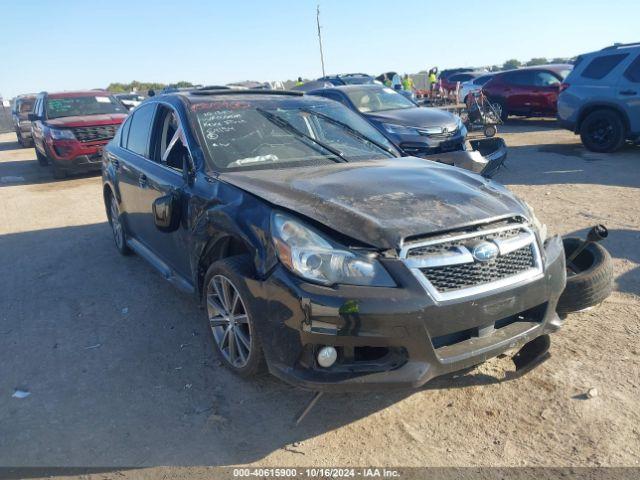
[46,95,126,119]
[193,100,397,171]
[18,100,34,113]
[344,87,416,113]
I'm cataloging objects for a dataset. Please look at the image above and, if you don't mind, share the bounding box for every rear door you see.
[619,52,640,134]
[502,71,537,114]
[114,102,157,240]
[31,97,45,153]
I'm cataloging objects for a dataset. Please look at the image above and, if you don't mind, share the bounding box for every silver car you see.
[558,42,640,152]
[12,94,36,147]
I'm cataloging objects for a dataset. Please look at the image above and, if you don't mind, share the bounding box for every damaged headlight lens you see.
[524,202,547,243]
[47,127,76,140]
[271,213,396,287]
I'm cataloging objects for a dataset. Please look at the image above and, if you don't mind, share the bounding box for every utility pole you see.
[316,4,326,77]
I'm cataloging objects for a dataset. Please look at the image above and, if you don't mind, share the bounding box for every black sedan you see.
[102,89,566,391]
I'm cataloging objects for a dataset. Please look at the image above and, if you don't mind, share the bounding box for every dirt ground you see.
[0,122,639,473]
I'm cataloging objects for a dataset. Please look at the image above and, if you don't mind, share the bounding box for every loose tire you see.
[106,192,131,255]
[203,255,265,378]
[557,238,614,315]
[579,110,625,153]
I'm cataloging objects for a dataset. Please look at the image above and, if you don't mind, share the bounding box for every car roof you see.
[170,89,340,108]
[45,90,113,99]
[16,94,37,100]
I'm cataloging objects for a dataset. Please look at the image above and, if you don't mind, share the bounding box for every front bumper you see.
[46,138,108,173]
[250,235,566,392]
[430,137,508,178]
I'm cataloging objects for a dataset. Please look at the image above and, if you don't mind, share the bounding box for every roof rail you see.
[189,89,303,97]
[602,42,640,50]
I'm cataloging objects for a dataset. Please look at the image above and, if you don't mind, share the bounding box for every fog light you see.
[317,346,337,368]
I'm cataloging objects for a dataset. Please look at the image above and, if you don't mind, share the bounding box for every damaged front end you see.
[427,137,508,178]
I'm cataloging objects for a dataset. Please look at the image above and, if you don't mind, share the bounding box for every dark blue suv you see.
[558,42,640,152]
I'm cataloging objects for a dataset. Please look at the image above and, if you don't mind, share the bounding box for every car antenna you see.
[294,391,323,426]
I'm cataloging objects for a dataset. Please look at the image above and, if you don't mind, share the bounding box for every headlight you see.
[382,123,419,136]
[524,202,547,243]
[48,127,75,140]
[271,213,396,287]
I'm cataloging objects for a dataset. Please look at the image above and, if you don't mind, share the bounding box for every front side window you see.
[582,54,629,80]
[192,100,396,171]
[46,95,126,119]
[344,87,416,113]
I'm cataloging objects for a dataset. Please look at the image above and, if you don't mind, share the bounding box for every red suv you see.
[482,64,573,120]
[30,91,127,178]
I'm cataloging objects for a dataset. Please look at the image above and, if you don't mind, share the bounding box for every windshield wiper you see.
[301,107,398,157]
[256,108,347,163]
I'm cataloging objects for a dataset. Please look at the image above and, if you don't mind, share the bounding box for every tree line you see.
[106,80,194,93]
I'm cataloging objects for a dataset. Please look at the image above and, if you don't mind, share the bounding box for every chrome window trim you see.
[401,225,543,303]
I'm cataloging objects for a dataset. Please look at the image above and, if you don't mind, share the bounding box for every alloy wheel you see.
[588,119,613,148]
[206,275,252,368]
[110,198,124,250]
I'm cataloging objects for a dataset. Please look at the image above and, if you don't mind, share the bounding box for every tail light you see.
[559,83,570,93]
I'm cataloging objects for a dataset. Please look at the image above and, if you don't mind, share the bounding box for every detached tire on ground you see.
[35,148,49,166]
[557,237,614,316]
[579,109,626,153]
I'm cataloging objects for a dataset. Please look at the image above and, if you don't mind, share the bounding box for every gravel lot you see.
[0,123,638,472]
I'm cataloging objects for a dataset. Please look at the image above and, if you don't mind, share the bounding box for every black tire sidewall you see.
[203,255,265,378]
[580,110,625,153]
[106,192,130,255]
[558,238,614,314]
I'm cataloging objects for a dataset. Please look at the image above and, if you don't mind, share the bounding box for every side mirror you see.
[152,193,181,233]
[28,113,39,121]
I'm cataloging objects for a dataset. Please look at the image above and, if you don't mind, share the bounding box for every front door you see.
[132,105,192,279]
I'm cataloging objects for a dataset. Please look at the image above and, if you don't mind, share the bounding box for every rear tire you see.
[203,255,266,378]
[580,110,625,153]
[557,238,614,315]
[106,191,131,255]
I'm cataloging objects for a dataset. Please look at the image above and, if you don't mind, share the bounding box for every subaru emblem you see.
[471,241,499,262]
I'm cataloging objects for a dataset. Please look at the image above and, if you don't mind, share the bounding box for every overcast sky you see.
[1,0,638,98]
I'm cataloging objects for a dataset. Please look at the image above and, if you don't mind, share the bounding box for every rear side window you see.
[582,54,628,80]
[125,104,156,157]
[624,55,640,82]
[504,70,537,86]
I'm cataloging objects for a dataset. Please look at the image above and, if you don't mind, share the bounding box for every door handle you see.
[620,90,637,96]
[138,174,148,188]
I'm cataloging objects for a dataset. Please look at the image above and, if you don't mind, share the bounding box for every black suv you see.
[102,90,566,391]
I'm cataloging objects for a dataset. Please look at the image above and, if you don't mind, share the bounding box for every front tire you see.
[204,255,265,378]
[35,147,49,166]
[580,110,625,153]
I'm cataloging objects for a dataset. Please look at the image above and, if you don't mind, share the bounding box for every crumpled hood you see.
[220,157,529,249]
[46,114,127,128]
[365,107,458,129]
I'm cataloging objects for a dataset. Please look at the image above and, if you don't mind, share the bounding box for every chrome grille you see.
[72,124,118,143]
[401,222,542,301]
[420,245,535,292]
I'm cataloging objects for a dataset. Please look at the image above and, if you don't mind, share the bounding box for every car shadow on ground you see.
[0,158,100,187]
[0,139,22,151]
[0,221,530,467]
[499,117,559,134]
[494,141,640,189]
